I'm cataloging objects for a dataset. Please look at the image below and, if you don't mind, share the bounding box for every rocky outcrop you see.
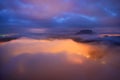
[75,29,95,35]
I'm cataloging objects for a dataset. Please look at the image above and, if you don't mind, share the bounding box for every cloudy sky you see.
[0,0,120,28]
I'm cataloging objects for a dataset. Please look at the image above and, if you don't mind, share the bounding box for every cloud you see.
[0,0,120,27]
[0,38,120,80]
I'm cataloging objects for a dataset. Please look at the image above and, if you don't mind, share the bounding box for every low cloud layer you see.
[0,37,120,80]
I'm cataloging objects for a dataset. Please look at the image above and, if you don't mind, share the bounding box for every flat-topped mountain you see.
[75,29,95,35]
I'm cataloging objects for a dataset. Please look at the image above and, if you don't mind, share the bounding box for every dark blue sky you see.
[0,0,120,28]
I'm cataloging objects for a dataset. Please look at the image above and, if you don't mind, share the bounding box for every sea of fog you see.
[0,36,120,80]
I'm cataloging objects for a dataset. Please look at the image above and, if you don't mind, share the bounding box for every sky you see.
[0,0,120,28]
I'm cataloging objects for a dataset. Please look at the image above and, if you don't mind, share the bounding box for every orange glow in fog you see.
[5,38,103,63]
